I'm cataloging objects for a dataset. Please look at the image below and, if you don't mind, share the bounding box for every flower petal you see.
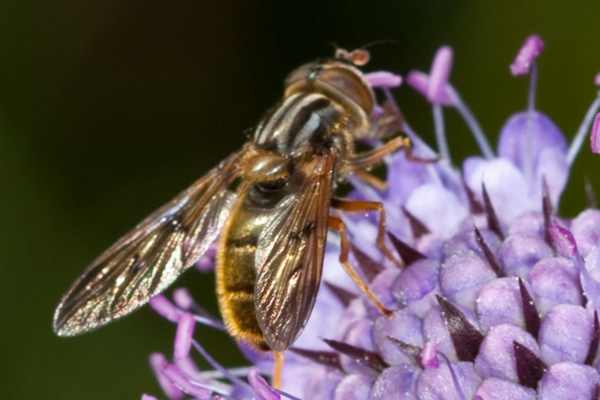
[369,268,402,311]
[538,362,600,400]
[474,378,536,400]
[338,319,378,376]
[405,183,468,239]
[507,212,546,238]
[572,209,600,257]
[373,310,423,366]
[334,374,373,400]
[393,259,440,317]
[248,369,280,400]
[476,277,526,332]
[529,257,582,315]
[464,157,532,222]
[370,365,419,400]
[533,148,569,205]
[387,151,434,207]
[499,233,553,278]
[416,361,481,400]
[538,304,593,365]
[497,111,567,188]
[440,250,497,310]
[474,324,540,382]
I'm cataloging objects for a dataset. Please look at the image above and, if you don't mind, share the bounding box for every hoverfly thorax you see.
[283,55,375,140]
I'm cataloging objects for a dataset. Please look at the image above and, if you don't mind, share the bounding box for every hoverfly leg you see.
[353,169,388,191]
[403,144,440,164]
[272,351,284,389]
[328,215,393,318]
[349,135,409,170]
[331,198,403,269]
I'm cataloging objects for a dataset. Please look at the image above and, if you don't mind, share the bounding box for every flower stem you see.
[451,89,494,159]
[528,63,538,112]
[433,104,451,163]
[192,340,252,391]
[567,93,600,165]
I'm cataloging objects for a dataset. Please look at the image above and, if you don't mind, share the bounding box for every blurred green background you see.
[2,1,600,398]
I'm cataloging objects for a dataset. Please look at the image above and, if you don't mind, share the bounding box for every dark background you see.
[3,1,600,398]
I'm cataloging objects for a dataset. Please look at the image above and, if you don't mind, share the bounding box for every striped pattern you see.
[254,93,338,154]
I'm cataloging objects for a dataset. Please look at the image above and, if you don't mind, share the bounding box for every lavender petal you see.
[538,304,593,365]
[416,361,481,400]
[474,378,536,400]
[333,374,373,400]
[440,250,497,310]
[370,365,419,400]
[498,111,567,173]
[499,233,553,278]
[572,209,600,257]
[474,324,540,382]
[538,362,600,400]
[372,310,424,366]
[529,257,582,315]
[476,277,525,333]
[393,259,440,317]
[405,183,468,239]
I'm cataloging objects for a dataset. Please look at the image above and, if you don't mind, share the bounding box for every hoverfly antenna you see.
[333,46,370,67]
[358,39,399,51]
[331,40,398,66]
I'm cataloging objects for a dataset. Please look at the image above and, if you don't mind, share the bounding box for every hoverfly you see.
[53,47,415,387]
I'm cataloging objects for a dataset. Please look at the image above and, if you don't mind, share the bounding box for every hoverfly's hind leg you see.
[272,351,284,389]
[328,215,393,317]
[331,199,403,269]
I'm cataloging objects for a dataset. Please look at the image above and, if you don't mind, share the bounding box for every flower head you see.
[142,35,600,399]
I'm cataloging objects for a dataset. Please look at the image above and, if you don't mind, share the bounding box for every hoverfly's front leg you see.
[328,215,393,317]
[331,198,402,269]
[349,135,409,170]
[350,135,438,171]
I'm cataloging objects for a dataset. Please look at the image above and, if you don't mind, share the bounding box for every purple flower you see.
[142,35,600,399]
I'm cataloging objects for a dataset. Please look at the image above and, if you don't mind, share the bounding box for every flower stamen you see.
[432,103,450,163]
[590,112,600,155]
[365,71,402,89]
[567,93,600,164]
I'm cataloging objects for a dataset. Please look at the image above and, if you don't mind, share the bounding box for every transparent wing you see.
[53,150,245,336]
[254,152,335,351]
